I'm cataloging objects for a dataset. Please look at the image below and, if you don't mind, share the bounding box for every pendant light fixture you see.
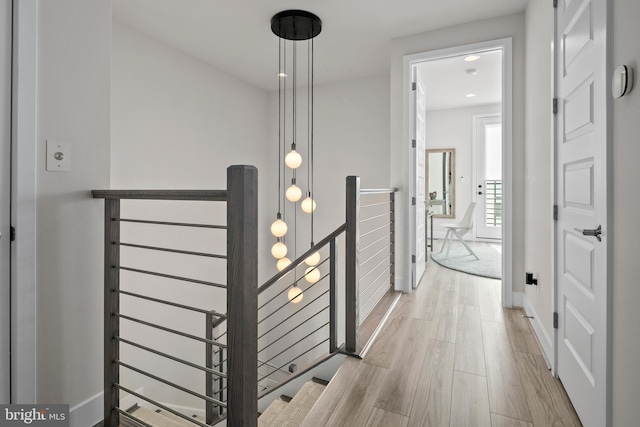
[271,10,322,301]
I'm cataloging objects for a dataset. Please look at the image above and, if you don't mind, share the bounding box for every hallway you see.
[301,255,582,426]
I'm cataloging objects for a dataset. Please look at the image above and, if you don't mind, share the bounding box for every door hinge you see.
[412,139,416,148]
[553,98,558,114]
[553,312,559,329]
[411,197,416,206]
[10,226,15,242]
[412,255,416,263]
[553,205,558,221]
[411,82,416,91]
[553,0,558,8]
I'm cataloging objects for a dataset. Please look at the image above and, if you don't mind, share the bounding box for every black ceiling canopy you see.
[271,10,322,41]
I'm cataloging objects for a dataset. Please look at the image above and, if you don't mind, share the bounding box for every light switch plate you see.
[46,140,71,172]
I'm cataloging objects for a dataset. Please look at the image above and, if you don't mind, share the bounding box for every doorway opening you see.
[404,38,514,306]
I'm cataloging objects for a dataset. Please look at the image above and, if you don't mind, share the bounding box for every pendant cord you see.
[310,37,315,246]
[307,39,311,197]
[282,39,287,242]
[277,38,282,216]
[292,41,296,149]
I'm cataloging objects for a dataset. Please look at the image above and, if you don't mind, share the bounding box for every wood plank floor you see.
[303,245,582,426]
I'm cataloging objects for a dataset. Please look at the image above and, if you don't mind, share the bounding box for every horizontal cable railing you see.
[95,165,257,427]
[346,177,397,353]
[485,179,503,227]
[256,224,344,397]
[97,169,398,426]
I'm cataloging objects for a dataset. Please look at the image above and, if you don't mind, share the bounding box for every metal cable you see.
[117,313,225,347]
[258,274,329,326]
[258,322,329,371]
[116,242,225,259]
[116,266,225,289]
[258,306,328,354]
[257,338,329,383]
[117,218,226,229]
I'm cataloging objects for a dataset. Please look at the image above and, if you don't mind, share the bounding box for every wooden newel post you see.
[104,199,120,427]
[329,238,338,353]
[390,192,396,290]
[227,165,258,427]
[205,312,215,425]
[345,176,360,354]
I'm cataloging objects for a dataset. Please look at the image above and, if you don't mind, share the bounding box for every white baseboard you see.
[522,294,554,368]
[69,391,103,427]
[512,291,523,307]
[69,387,148,427]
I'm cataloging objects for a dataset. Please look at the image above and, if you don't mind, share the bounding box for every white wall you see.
[111,21,271,411]
[611,0,640,423]
[35,0,111,422]
[111,21,272,281]
[425,104,501,236]
[390,13,526,294]
[522,0,555,355]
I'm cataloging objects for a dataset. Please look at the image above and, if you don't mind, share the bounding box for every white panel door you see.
[411,73,426,288]
[475,115,502,240]
[0,0,12,404]
[556,0,608,425]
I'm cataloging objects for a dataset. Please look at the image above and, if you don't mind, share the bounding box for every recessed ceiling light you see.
[466,68,478,75]
[464,55,480,62]
[277,72,288,78]
[465,93,476,98]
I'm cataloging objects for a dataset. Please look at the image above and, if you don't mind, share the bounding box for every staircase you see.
[119,377,329,427]
[258,378,329,427]
[123,407,206,427]
[95,171,398,427]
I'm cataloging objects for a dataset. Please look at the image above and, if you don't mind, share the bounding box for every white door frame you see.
[403,38,514,306]
[10,0,37,402]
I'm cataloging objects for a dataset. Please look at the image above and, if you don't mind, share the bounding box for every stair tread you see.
[153,409,204,425]
[127,407,190,427]
[258,398,289,427]
[268,381,326,427]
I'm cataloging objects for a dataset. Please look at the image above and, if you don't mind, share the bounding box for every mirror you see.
[426,148,455,218]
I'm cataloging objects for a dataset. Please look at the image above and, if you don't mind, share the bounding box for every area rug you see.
[431,244,501,279]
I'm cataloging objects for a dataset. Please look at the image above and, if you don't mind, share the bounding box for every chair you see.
[438,202,479,260]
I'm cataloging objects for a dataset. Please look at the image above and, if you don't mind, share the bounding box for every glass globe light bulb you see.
[305,251,321,266]
[286,184,302,202]
[285,150,302,169]
[304,266,321,284]
[277,257,291,271]
[288,287,304,304]
[301,197,317,213]
[271,241,287,259]
[270,219,288,237]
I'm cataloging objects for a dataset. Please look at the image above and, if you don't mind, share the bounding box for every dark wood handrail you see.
[91,189,227,201]
[258,223,347,294]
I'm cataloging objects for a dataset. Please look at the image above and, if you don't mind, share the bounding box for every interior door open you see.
[0,0,12,403]
[555,0,609,425]
[411,67,426,288]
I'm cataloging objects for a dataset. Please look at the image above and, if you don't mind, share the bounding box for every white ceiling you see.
[113,0,527,92]
[418,50,503,111]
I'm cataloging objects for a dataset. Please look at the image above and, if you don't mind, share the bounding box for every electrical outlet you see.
[46,140,71,172]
